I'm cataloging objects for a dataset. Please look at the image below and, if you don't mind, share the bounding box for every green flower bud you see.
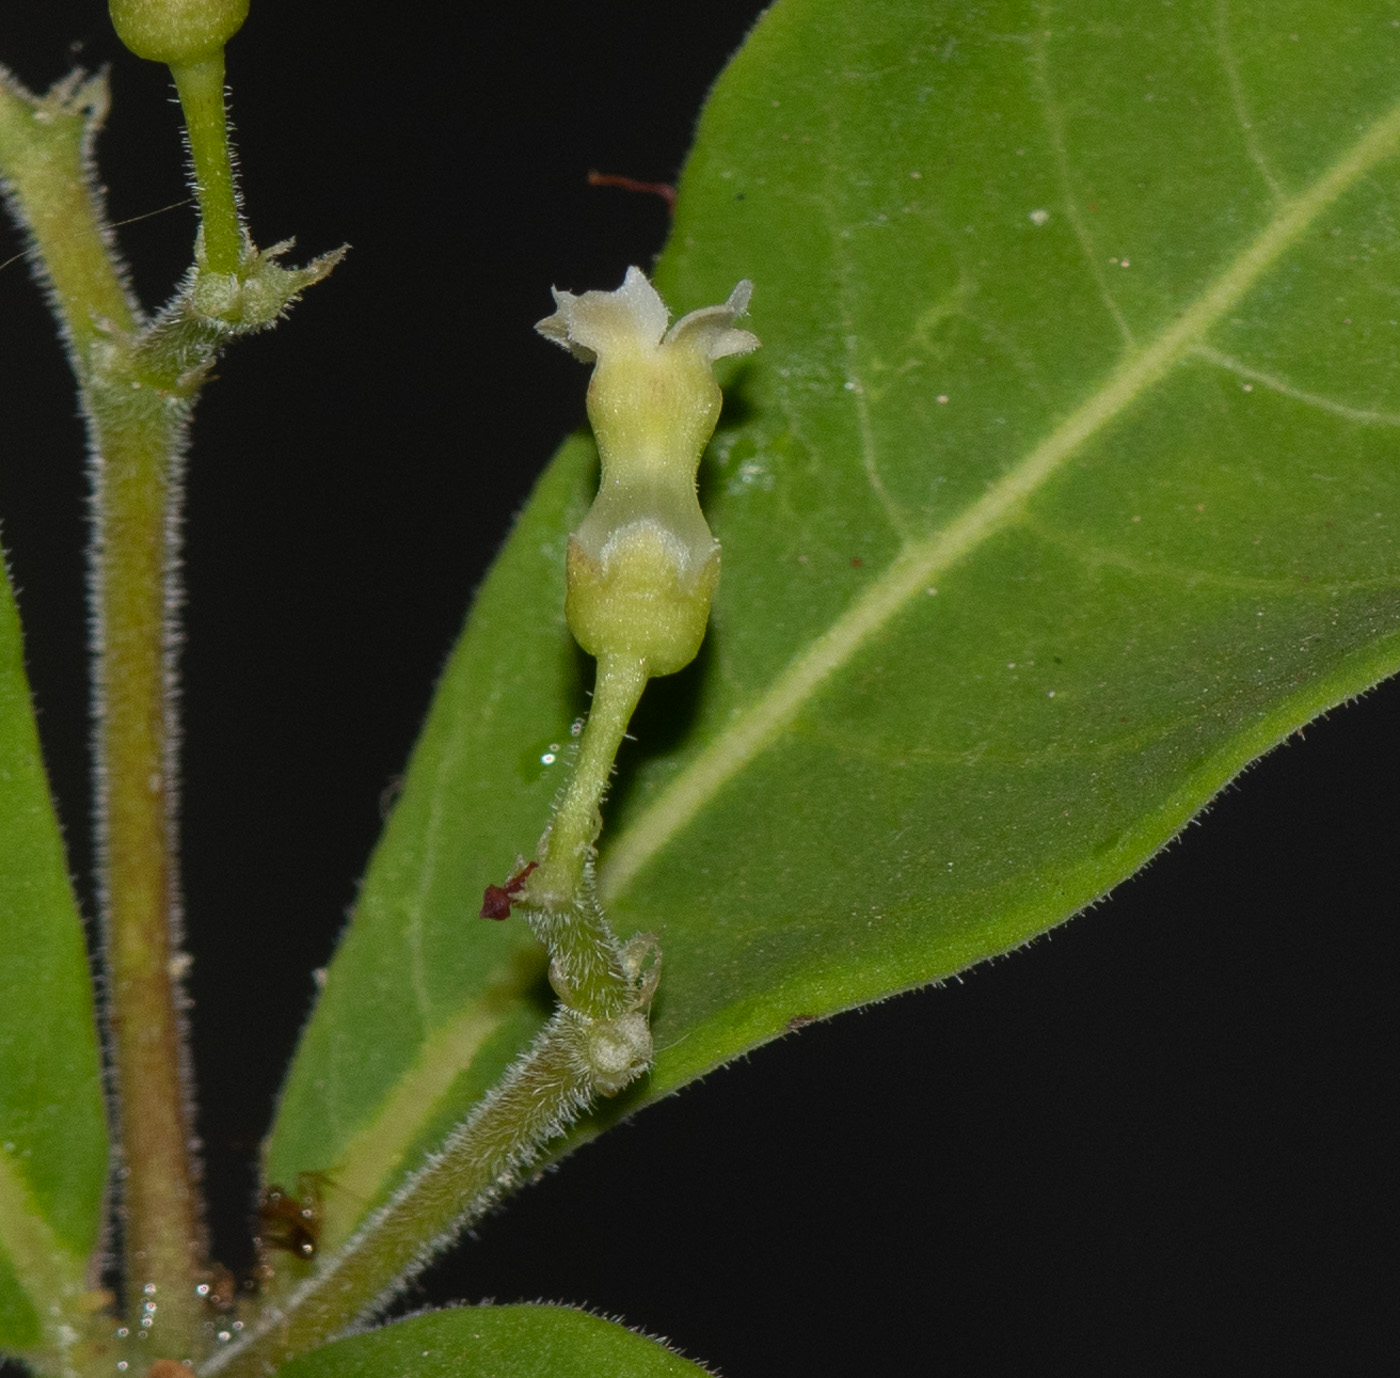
[110,0,249,65]
[537,267,758,676]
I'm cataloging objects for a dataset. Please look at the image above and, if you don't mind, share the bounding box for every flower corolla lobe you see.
[536,267,757,676]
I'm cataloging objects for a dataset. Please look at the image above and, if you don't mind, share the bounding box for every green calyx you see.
[187,237,346,332]
[110,0,249,65]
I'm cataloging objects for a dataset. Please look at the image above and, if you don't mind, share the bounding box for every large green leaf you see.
[267,0,1400,1258]
[0,553,108,1356]
[275,1305,711,1378]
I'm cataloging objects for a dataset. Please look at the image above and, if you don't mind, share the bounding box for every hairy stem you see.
[523,653,648,1016]
[169,54,242,274]
[205,1008,624,1378]
[0,69,207,1348]
[218,650,660,1371]
[0,72,138,345]
[88,378,206,1344]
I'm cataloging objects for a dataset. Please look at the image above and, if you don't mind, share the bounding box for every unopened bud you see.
[110,0,249,66]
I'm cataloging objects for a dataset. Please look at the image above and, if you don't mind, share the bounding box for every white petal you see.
[613,265,670,343]
[664,279,759,361]
[534,266,669,361]
[535,287,594,361]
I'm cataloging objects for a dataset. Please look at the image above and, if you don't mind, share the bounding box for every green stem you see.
[205,1008,609,1378]
[0,73,138,344]
[212,652,662,1370]
[524,653,649,1016]
[170,54,242,273]
[0,70,208,1350]
[87,376,208,1348]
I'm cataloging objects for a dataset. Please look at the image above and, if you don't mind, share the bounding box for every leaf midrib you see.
[600,91,1400,905]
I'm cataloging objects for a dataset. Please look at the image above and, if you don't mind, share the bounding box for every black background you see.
[1,4,1396,1375]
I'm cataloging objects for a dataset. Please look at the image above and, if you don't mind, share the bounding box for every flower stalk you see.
[520,266,757,998]
[204,271,754,1367]
[169,52,243,274]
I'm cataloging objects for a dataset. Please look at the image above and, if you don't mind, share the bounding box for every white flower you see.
[536,265,758,366]
[536,267,758,677]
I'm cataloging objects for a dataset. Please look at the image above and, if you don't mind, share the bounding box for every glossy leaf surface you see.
[268,0,1400,1256]
[274,1305,711,1378]
[0,560,108,1350]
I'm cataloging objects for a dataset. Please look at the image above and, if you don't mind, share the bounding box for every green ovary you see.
[566,523,720,677]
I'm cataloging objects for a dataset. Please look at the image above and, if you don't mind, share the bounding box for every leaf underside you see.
[267,0,1400,1262]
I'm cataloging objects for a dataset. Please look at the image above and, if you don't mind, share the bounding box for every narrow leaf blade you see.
[0,555,108,1352]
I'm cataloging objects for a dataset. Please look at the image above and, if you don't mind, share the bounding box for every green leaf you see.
[267,0,1400,1255]
[274,1305,712,1378]
[0,553,109,1355]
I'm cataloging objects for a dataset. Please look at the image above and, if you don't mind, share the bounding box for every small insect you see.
[480,861,538,920]
[195,1262,236,1312]
[254,1171,327,1267]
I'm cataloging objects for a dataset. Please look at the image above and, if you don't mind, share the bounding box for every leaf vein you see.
[1022,512,1400,591]
[1193,343,1400,425]
[1028,12,1135,347]
[1214,0,1286,203]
